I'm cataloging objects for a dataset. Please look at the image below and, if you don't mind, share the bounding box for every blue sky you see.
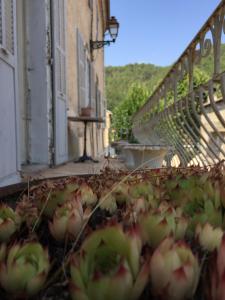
[105,0,221,66]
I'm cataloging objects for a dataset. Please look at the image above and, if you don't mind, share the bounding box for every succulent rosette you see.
[138,202,188,248]
[150,237,200,300]
[37,183,78,217]
[112,183,130,204]
[16,196,39,228]
[195,223,223,252]
[0,205,21,242]
[49,199,84,241]
[131,197,148,215]
[208,234,225,300]
[0,242,50,297]
[129,181,157,208]
[70,224,149,300]
[77,183,97,206]
[99,191,117,213]
[166,176,223,236]
[185,198,223,237]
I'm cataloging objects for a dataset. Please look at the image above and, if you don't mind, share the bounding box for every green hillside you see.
[105,63,169,111]
[105,44,225,111]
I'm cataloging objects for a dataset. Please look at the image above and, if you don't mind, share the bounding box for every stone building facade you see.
[0,0,112,187]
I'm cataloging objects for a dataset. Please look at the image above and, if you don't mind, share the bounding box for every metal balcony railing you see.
[132,1,225,167]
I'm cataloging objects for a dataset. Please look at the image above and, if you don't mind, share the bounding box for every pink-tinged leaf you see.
[217,234,225,277]
[105,262,133,300]
[68,211,83,238]
[126,226,142,278]
[49,215,68,241]
[217,270,225,300]
[70,283,89,300]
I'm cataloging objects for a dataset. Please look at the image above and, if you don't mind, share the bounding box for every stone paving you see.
[21,157,127,181]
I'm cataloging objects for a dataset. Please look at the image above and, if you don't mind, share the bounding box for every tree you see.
[112,84,150,141]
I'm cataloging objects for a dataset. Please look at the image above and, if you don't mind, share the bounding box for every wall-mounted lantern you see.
[90,16,119,50]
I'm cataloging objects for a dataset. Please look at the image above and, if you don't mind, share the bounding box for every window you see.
[77,29,93,113]
[90,63,95,115]
[95,77,100,117]
[77,29,86,112]
[85,58,91,107]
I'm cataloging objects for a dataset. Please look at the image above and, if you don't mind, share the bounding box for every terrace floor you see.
[21,156,127,181]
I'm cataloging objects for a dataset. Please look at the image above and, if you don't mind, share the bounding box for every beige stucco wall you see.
[200,104,225,161]
[67,0,107,160]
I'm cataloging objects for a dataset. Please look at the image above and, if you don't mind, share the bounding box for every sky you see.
[105,0,222,67]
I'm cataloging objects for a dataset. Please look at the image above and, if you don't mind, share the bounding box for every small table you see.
[68,116,104,163]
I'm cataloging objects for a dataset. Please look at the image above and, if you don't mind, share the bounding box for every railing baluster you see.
[132,1,225,166]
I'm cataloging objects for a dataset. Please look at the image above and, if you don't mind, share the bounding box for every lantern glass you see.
[108,17,119,41]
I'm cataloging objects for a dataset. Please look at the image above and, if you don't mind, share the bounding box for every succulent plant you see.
[208,234,225,300]
[129,181,159,209]
[49,199,84,241]
[112,183,130,204]
[37,183,78,217]
[0,243,6,262]
[150,237,200,300]
[77,183,97,206]
[0,242,50,297]
[185,198,223,238]
[138,202,188,248]
[195,223,223,252]
[0,205,21,242]
[16,196,39,228]
[70,224,149,300]
[99,191,117,213]
[131,197,148,215]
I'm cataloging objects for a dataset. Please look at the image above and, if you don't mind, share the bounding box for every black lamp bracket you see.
[90,39,115,50]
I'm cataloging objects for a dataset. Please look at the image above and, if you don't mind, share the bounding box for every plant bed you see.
[0,164,225,299]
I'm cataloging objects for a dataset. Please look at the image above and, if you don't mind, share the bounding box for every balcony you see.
[132,2,225,167]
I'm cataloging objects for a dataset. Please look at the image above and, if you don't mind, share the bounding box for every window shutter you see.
[52,0,68,164]
[77,29,86,111]
[55,0,66,97]
[97,89,101,117]
[85,58,90,107]
[0,0,14,54]
[90,64,95,113]
[94,80,98,117]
